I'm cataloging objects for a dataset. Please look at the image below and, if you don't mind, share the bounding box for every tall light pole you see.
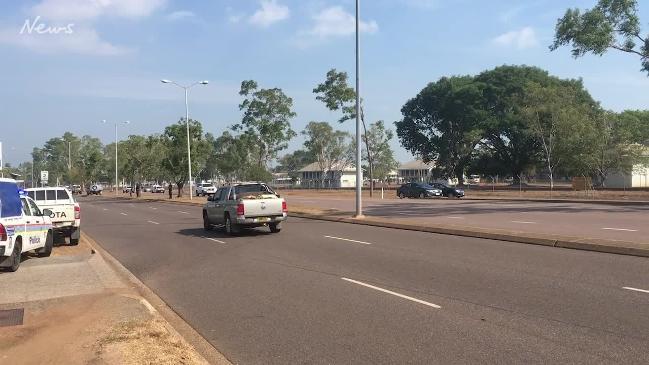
[102,120,130,196]
[161,79,209,200]
[354,0,363,218]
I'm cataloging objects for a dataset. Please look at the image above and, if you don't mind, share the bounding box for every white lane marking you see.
[511,221,536,224]
[150,207,158,210]
[324,235,372,245]
[202,237,226,244]
[120,213,128,216]
[622,287,649,294]
[342,278,441,309]
[446,216,464,219]
[103,208,108,211]
[602,228,638,232]
[178,211,190,215]
[148,221,160,225]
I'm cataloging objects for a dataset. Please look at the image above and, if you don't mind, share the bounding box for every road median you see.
[118,195,649,259]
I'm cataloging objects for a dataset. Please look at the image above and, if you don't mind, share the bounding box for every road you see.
[80,197,649,364]
[286,195,649,243]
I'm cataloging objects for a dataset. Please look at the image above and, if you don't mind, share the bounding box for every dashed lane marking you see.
[342,277,441,309]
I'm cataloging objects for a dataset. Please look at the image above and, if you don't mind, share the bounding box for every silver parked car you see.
[202,183,287,235]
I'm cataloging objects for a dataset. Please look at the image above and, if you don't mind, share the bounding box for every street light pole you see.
[354,0,363,218]
[161,79,209,200]
[102,120,130,196]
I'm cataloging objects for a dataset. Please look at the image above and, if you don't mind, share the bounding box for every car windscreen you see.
[417,184,435,189]
[0,182,22,218]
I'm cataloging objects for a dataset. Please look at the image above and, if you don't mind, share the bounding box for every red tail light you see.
[74,205,81,220]
[282,201,288,213]
[0,224,7,241]
[236,203,245,216]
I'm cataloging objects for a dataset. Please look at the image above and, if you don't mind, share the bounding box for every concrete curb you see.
[110,196,649,259]
[81,232,232,365]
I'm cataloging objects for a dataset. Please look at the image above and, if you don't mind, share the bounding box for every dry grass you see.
[99,318,209,365]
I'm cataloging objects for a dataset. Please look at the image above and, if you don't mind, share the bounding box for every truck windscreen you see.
[0,182,22,218]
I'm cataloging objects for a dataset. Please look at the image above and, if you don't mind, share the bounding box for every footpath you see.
[0,235,230,365]
[132,193,649,259]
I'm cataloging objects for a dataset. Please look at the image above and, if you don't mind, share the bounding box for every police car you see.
[0,178,54,272]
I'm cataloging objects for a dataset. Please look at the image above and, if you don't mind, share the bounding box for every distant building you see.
[606,164,649,188]
[299,162,358,188]
[271,172,296,188]
[398,160,435,183]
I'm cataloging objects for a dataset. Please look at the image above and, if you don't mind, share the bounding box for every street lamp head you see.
[101,119,107,124]
[161,79,172,84]
[200,81,209,85]
[124,120,131,125]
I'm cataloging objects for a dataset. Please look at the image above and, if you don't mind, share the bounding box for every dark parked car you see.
[430,183,465,198]
[397,183,443,199]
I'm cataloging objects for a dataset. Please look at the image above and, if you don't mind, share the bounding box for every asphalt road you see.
[80,197,649,364]
[286,195,649,243]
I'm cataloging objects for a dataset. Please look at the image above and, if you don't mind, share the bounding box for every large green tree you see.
[234,80,297,168]
[476,66,558,183]
[551,0,649,75]
[396,76,486,185]
[302,121,353,187]
[161,119,213,196]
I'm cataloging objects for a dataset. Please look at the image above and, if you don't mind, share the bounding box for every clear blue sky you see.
[1,0,648,165]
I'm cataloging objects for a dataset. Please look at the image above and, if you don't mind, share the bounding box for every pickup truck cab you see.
[203,183,287,235]
[0,179,54,272]
[25,187,81,245]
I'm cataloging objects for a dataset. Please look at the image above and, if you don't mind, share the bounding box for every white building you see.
[299,162,359,188]
[398,160,435,183]
[606,164,649,188]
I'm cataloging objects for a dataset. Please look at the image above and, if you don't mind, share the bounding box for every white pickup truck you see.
[203,183,287,235]
[0,178,54,272]
[26,187,81,245]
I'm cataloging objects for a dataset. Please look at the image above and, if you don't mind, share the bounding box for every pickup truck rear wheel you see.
[269,223,282,233]
[224,215,240,235]
[203,211,213,231]
[37,231,53,257]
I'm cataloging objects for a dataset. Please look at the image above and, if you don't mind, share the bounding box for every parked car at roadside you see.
[122,186,132,193]
[71,185,82,195]
[152,184,165,193]
[88,184,103,195]
[397,183,443,199]
[0,178,54,272]
[25,187,81,245]
[203,183,287,235]
[196,182,217,197]
[430,183,465,198]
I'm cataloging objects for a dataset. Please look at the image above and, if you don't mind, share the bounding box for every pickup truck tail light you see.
[74,205,81,220]
[282,201,288,213]
[0,224,7,241]
[236,203,245,216]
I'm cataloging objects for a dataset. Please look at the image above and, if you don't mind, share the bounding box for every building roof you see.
[299,162,356,172]
[398,160,435,170]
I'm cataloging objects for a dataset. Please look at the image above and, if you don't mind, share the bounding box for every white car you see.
[0,179,54,272]
[26,187,81,245]
[196,183,217,197]
[152,184,165,193]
